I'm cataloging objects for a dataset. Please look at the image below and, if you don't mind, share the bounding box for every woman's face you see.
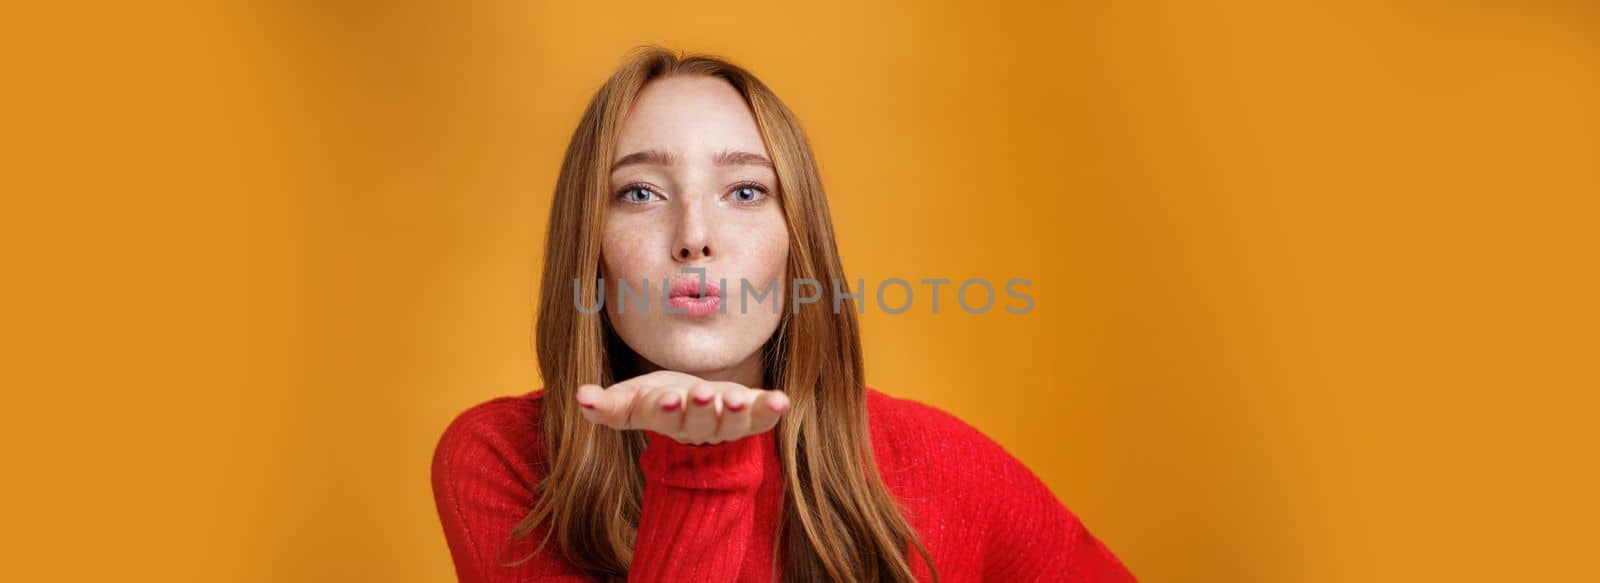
[601,75,788,385]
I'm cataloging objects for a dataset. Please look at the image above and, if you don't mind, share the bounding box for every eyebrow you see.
[712,149,775,169]
[610,149,774,172]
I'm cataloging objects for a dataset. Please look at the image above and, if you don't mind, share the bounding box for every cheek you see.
[600,216,660,281]
[720,212,790,321]
[732,211,789,281]
[600,219,656,352]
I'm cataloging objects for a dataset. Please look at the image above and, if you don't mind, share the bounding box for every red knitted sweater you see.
[431,387,1135,582]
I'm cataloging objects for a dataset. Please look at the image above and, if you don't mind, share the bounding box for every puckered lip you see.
[667,277,723,299]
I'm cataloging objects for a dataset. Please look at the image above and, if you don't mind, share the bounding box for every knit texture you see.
[431,387,1136,582]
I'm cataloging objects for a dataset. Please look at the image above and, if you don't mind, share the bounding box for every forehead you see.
[614,75,769,158]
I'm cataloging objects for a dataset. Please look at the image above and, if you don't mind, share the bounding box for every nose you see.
[676,244,712,261]
[672,203,714,263]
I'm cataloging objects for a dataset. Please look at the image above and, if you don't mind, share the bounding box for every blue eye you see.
[617,186,660,204]
[730,185,767,204]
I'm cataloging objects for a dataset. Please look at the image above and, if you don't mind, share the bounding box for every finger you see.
[634,385,687,434]
[577,373,681,430]
[680,382,723,443]
[575,383,636,429]
[715,387,758,442]
[748,390,791,434]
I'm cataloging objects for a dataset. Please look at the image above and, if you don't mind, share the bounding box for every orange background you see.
[3,1,1596,581]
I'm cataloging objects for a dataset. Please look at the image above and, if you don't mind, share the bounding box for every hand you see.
[573,370,791,445]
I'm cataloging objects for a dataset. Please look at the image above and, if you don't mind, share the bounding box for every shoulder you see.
[865,387,968,429]
[430,388,550,499]
[864,386,1003,454]
[439,388,547,435]
[434,388,547,456]
[432,390,582,579]
[863,386,1031,490]
[864,387,1120,578]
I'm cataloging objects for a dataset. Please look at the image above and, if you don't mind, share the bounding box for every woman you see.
[431,46,1135,582]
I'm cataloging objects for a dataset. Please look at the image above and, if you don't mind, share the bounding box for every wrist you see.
[640,430,775,490]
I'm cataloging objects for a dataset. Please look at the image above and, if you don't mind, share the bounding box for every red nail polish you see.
[693,392,713,405]
[579,401,595,410]
[662,396,681,411]
[726,399,745,412]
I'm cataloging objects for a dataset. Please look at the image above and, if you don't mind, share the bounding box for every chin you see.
[629,325,761,376]
[647,340,747,374]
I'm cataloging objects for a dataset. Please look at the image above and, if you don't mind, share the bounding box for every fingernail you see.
[770,395,789,412]
[726,396,745,411]
[662,394,681,411]
[692,392,713,405]
[579,401,595,410]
